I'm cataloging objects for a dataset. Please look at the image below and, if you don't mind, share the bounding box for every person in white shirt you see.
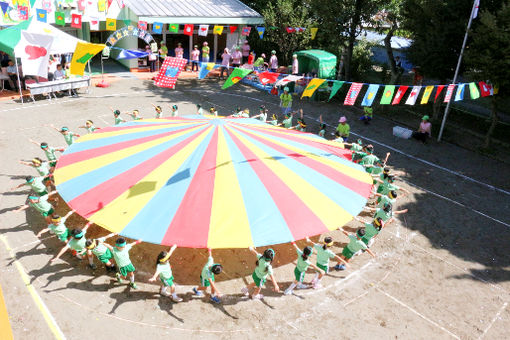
[231,46,242,68]
[242,40,250,64]
[220,48,231,79]
[292,54,299,75]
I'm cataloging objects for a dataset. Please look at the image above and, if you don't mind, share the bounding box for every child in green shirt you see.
[15,191,57,224]
[109,107,127,125]
[242,247,280,300]
[49,125,80,146]
[284,243,324,295]
[85,232,117,271]
[305,236,349,289]
[170,104,178,117]
[78,120,99,133]
[318,115,326,137]
[126,110,142,121]
[11,175,49,196]
[104,237,142,289]
[151,104,163,118]
[149,245,182,302]
[334,228,376,270]
[36,210,75,242]
[192,248,223,304]
[51,222,92,263]
[19,158,50,178]
[29,139,64,170]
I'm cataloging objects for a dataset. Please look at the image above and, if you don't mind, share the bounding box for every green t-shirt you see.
[160,45,168,58]
[157,262,173,280]
[352,151,366,162]
[378,195,396,209]
[201,256,214,281]
[364,107,373,116]
[283,117,292,129]
[374,208,392,222]
[346,234,367,254]
[171,110,178,117]
[91,237,108,257]
[254,253,273,279]
[253,57,264,67]
[381,183,400,196]
[63,133,76,146]
[336,123,350,137]
[35,162,50,176]
[257,113,267,122]
[86,126,97,133]
[28,177,47,194]
[44,147,57,161]
[314,244,335,266]
[361,222,380,244]
[351,143,363,152]
[269,119,278,126]
[112,244,133,268]
[360,154,380,167]
[114,117,123,125]
[155,111,162,119]
[202,46,210,58]
[319,129,325,137]
[49,216,68,237]
[69,237,87,253]
[296,249,311,272]
[29,194,52,213]
[280,93,292,108]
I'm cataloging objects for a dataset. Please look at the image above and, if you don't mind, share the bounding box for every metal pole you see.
[14,56,24,104]
[437,0,478,141]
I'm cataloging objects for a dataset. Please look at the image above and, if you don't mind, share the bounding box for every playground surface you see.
[0,76,509,340]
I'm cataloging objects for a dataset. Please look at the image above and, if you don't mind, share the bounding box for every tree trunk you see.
[344,0,363,81]
[483,96,499,148]
[384,21,399,84]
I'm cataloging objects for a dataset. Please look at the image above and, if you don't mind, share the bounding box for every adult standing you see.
[269,50,278,72]
[158,41,168,64]
[291,54,299,75]
[231,46,242,69]
[242,40,250,64]
[220,48,231,80]
[202,42,210,63]
[175,43,184,58]
[411,115,432,143]
[144,45,151,68]
[191,45,200,72]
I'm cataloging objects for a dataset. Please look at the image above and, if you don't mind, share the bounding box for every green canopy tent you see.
[0,18,33,56]
[295,49,337,79]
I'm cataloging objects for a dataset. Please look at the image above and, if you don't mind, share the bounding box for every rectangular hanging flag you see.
[257,26,265,39]
[14,31,53,78]
[380,85,395,104]
[106,18,116,31]
[392,85,408,105]
[443,84,456,102]
[155,57,188,88]
[420,85,434,104]
[241,26,251,36]
[301,78,326,99]
[479,81,493,97]
[361,84,379,106]
[222,68,253,90]
[344,82,363,105]
[36,9,47,22]
[198,62,219,79]
[454,83,465,101]
[286,27,296,33]
[310,27,318,40]
[89,17,99,31]
[168,23,179,33]
[18,6,29,20]
[184,24,194,36]
[77,0,86,11]
[138,21,148,30]
[70,41,105,76]
[198,24,209,36]
[98,0,106,11]
[229,26,237,34]
[295,27,306,33]
[55,11,65,26]
[469,82,480,99]
[434,85,445,102]
[152,22,163,34]
[213,25,223,35]
[405,86,421,105]
[258,71,279,85]
[328,80,344,101]
[71,13,82,28]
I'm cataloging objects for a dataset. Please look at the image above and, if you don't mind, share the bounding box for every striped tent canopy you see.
[54,116,373,249]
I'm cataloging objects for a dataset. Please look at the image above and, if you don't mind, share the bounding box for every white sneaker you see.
[160,289,170,296]
[312,282,322,290]
[284,289,293,295]
[311,278,318,286]
[171,295,183,302]
[296,283,309,289]
[241,287,249,296]
[251,294,264,300]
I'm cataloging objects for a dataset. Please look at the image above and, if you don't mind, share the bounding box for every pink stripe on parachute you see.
[228,130,328,241]
[235,126,371,198]
[67,131,207,218]
[58,124,203,168]
[160,129,219,247]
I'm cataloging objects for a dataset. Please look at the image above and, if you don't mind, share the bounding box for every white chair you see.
[0,67,14,92]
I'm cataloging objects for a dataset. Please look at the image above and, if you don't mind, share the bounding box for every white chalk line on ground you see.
[478,301,508,339]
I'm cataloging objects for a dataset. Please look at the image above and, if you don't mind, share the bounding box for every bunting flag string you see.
[435,85,445,102]
[344,82,363,105]
[361,84,379,106]
[328,81,344,101]
[392,85,408,105]
[421,85,434,104]
[454,84,465,101]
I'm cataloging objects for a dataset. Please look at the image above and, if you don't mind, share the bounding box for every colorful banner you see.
[184,24,194,36]
[454,84,465,101]
[286,27,296,33]
[138,21,148,30]
[405,86,421,105]
[434,85,445,102]
[155,57,188,88]
[328,80,344,101]
[344,82,363,105]
[310,27,318,40]
[443,84,455,102]
[229,26,237,34]
[70,41,105,76]
[55,11,65,26]
[71,13,82,28]
[479,81,493,97]
[0,2,8,15]
[89,17,99,31]
[469,82,480,99]
[198,62,219,79]
[258,71,279,85]
[392,85,408,105]
[380,85,395,104]
[213,25,223,35]
[198,24,209,36]
[257,26,265,39]
[222,68,253,89]
[241,26,251,36]
[168,23,179,33]
[36,9,47,22]
[14,31,53,78]
[78,0,86,11]
[301,78,326,98]
[152,22,163,34]
[98,0,106,11]
[18,6,28,21]
[361,84,379,106]
[106,26,154,47]
[420,85,434,104]
[275,75,303,87]
[106,18,116,31]
[295,27,306,33]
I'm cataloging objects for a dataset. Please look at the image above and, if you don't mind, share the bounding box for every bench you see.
[26,77,90,102]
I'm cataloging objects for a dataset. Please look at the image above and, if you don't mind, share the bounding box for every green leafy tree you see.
[465,2,510,148]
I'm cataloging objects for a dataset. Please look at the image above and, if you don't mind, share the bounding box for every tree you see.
[465,2,510,148]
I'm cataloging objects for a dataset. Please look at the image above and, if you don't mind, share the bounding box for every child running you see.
[15,191,58,224]
[49,125,80,146]
[51,222,93,263]
[169,104,178,117]
[126,110,143,121]
[28,139,64,171]
[85,232,117,271]
[110,107,127,125]
[284,242,324,295]
[241,247,280,300]
[78,120,99,133]
[11,175,51,196]
[148,245,182,302]
[305,236,349,288]
[151,104,163,118]
[192,248,223,304]
[333,228,376,270]
[104,237,142,289]
[36,210,75,243]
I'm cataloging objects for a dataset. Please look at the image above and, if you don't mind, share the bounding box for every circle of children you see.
[11,101,410,305]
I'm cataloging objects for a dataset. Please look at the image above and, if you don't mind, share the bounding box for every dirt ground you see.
[1,74,509,340]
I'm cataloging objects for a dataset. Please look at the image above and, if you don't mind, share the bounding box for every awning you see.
[123,0,264,25]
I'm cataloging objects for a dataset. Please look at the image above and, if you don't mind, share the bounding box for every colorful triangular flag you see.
[392,85,408,105]
[361,84,379,106]
[301,78,326,99]
[310,27,318,40]
[344,82,363,105]
[184,24,194,36]
[213,25,223,35]
[405,86,421,105]
[77,0,86,11]
[222,68,253,90]
[257,26,265,39]
[328,80,344,101]
[152,22,163,34]
[71,13,82,28]
[241,26,251,36]
[229,26,237,34]
[0,2,9,15]
[286,27,296,33]
[198,62,219,79]
[198,24,209,36]
[434,85,445,102]
[14,31,53,78]
[380,85,395,104]
[70,41,106,76]
[421,85,434,104]
[89,17,99,31]
[18,6,29,20]
[98,0,106,11]
[454,84,465,101]
[469,82,480,99]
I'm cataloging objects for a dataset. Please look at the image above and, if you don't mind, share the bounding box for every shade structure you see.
[54,116,373,249]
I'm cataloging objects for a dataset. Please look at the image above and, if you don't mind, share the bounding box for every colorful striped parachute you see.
[54,116,373,248]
